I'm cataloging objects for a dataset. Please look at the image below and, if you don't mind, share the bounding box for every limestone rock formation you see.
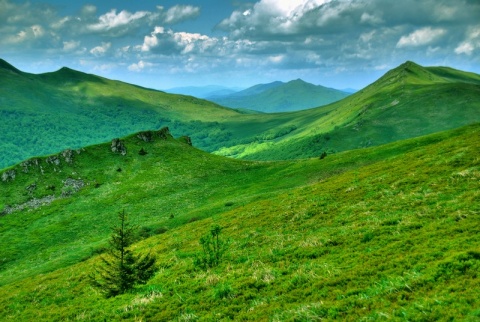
[157,127,171,140]
[1,169,16,182]
[111,138,127,155]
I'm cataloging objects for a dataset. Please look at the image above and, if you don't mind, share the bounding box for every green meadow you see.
[0,123,479,320]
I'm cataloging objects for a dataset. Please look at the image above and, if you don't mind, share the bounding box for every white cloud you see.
[141,27,216,55]
[455,25,480,56]
[218,0,334,37]
[63,40,80,51]
[360,12,383,25]
[81,5,97,16]
[128,60,154,72]
[396,27,446,48]
[90,42,111,56]
[164,5,200,24]
[88,9,150,32]
[455,42,474,55]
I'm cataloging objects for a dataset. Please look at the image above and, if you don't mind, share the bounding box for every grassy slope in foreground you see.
[0,124,479,320]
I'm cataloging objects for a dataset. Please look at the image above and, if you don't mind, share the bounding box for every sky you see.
[1,0,479,90]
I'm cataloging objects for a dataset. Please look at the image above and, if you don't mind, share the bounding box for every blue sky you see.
[1,0,479,90]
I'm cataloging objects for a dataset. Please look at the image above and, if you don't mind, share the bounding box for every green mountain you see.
[1,60,480,170]
[0,124,478,320]
[208,79,351,112]
[0,58,241,169]
[217,61,480,160]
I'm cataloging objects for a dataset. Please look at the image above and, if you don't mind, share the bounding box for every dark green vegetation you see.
[90,210,157,297]
[2,59,480,169]
[0,122,479,320]
[207,79,351,113]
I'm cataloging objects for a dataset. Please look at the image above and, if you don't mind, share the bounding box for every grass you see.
[0,123,479,320]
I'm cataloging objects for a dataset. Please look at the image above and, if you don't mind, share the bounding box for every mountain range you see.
[207,79,351,112]
[1,59,480,169]
[165,85,243,99]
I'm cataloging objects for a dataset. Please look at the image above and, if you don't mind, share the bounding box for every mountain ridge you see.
[208,78,350,112]
[1,59,480,168]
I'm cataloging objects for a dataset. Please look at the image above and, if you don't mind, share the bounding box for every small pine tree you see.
[90,210,157,297]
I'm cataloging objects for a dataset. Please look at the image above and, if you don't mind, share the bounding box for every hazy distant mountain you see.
[165,85,243,98]
[340,88,358,93]
[207,79,351,112]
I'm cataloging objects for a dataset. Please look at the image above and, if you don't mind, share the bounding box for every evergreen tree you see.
[90,210,157,297]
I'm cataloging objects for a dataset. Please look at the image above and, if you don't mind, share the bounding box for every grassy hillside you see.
[217,61,480,160]
[0,59,241,169]
[209,79,350,112]
[1,59,480,169]
[0,123,478,320]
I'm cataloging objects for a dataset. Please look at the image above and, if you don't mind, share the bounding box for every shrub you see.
[194,224,229,270]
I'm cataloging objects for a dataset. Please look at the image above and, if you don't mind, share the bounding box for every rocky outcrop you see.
[20,159,39,173]
[1,195,56,216]
[157,127,171,140]
[61,149,74,164]
[1,177,86,215]
[137,127,171,142]
[179,136,193,146]
[61,178,85,196]
[137,131,154,142]
[1,169,16,182]
[111,138,127,155]
[46,155,61,166]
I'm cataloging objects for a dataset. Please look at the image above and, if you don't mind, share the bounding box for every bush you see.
[194,224,229,270]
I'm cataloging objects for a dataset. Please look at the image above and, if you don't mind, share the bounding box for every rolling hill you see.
[0,123,478,320]
[207,79,351,112]
[0,58,242,169]
[216,61,480,160]
[1,59,480,170]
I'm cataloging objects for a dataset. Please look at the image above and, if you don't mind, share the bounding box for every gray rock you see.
[61,149,74,164]
[137,131,154,142]
[111,138,127,155]
[1,169,16,182]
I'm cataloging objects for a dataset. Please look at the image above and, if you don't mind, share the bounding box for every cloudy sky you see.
[1,0,479,90]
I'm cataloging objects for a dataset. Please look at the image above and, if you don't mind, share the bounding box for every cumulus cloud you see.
[396,27,446,48]
[90,42,111,56]
[88,9,150,32]
[140,27,217,55]
[63,40,81,51]
[1,0,479,89]
[128,60,154,72]
[455,25,480,56]
[164,5,200,24]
